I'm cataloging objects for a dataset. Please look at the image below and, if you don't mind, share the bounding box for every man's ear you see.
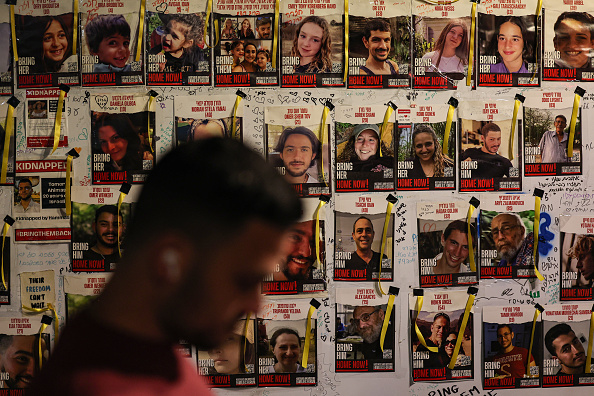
[378,309,385,321]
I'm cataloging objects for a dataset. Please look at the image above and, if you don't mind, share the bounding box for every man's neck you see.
[357,248,373,263]
[365,57,388,73]
[561,364,584,375]
[284,173,308,184]
[503,344,514,354]
[481,147,495,155]
[91,243,116,257]
[429,336,440,346]
[556,130,565,141]
[20,198,30,210]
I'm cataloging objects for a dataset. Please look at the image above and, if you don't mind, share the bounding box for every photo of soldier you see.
[560,216,594,300]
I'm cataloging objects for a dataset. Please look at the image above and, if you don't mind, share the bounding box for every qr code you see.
[331,63,343,73]
[312,268,324,279]
[384,168,393,178]
[143,160,153,171]
[382,349,393,359]
[68,62,77,72]
[130,61,142,72]
[444,166,453,177]
[509,167,519,177]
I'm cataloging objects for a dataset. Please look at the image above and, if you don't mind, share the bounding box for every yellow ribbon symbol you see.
[314,196,329,271]
[204,0,213,49]
[380,286,399,352]
[509,94,524,161]
[318,101,333,186]
[380,102,397,158]
[147,91,158,153]
[117,183,131,258]
[233,90,246,140]
[136,0,147,62]
[1,96,19,184]
[10,5,17,62]
[378,194,397,295]
[343,0,349,83]
[52,84,70,155]
[443,97,458,155]
[466,0,477,87]
[65,149,79,216]
[272,0,279,66]
[467,197,479,272]
[413,290,438,353]
[33,314,53,370]
[568,87,585,160]
[22,307,58,357]
[448,287,477,369]
[526,304,544,376]
[302,299,320,368]
[242,313,251,373]
[1,216,14,291]
[587,304,594,373]
[532,188,545,281]
[73,0,79,55]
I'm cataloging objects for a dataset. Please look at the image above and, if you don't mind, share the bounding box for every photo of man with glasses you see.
[491,213,533,267]
[490,324,536,378]
[352,305,389,360]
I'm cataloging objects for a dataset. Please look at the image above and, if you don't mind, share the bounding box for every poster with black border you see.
[0,6,12,95]
[0,235,10,305]
[417,200,478,288]
[265,106,331,197]
[335,287,395,372]
[14,0,78,88]
[524,89,582,176]
[0,100,16,186]
[25,88,68,149]
[81,3,144,86]
[214,0,277,87]
[347,0,410,89]
[174,95,243,143]
[409,289,474,382]
[280,0,344,88]
[146,0,210,86]
[458,100,522,192]
[197,318,257,387]
[477,0,541,87]
[397,101,456,191]
[483,305,542,389]
[262,199,326,295]
[542,303,594,387]
[412,0,471,90]
[334,194,393,282]
[64,273,113,320]
[90,93,155,185]
[542,0,594,82]
[479,194,537,279]
[560,215,594,301]
[335,105,395,192]
[257,300,317,386]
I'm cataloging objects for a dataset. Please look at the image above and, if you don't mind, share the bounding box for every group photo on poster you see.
[560,215,594,300]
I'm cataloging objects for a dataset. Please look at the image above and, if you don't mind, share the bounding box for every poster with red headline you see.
[25,88,68,149]
[560,216,594,301]
[0,6,12,95]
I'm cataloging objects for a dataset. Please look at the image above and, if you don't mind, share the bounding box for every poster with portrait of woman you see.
[412,0,472,90]
[417,201,478,288]
[80,3,143,86]
[458,100,522,192]
[197,318,257,387]
[174,95,243,143]
[397,102,456,191]
[0,100,16,186]
[13,0,78,88]
[25,88,68,149]
[90,93,155,185]
[257,300,317,386]
[265,106,331,197]
[523,90,582,176]
[280,0,344,88]
[409,289,474,382]
[0,6,12,95]
[483,305,541,389]
[347,0,410,89]
[559,216,594,301]
[335,106,395,192]
[146,0,210,86]
[543,1,594,82]
[477,0,541,87]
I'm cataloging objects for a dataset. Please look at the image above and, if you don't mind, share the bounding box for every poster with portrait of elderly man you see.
[479,194,538,279]
[335,287,395,372]
[559,215,594,301]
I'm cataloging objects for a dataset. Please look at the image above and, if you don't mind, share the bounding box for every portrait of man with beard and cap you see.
[274,127,321,185]
[273,220,319,282]
[81,205,125,269]
[491,213,533,267]
[352,305,392,360]
[0,334,47,389]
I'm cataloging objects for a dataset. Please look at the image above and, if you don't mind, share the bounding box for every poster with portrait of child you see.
[559,216,594,301]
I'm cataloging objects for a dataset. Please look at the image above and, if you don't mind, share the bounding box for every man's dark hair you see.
[555,115,567,123]
[481,122,501,137]
[256,17,271,28]
[554,11,594,38]
[496,323,513,334]
[0,335,13,354]
[352,216,373,233]
[545,323,574,356]
[274,127,320,167]
[434,312,450,324]
[94,205,121,224]
[363,18,391,40]
[443,220,476,244]
[17,178,32,188]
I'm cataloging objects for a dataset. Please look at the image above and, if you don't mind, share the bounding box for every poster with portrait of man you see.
[412,0,471,90]
[543,1,594,81]
[0,7,12,95]
[559,216,594,301]
[477,0,541,87]
[417,200,478,288]
[335,105,395,192]
[347,0,410,89]
[524,90,582,176]
[542,303,594,387]
[483,305,542,389]
[174,95,243,144]
[265,106,331,197]
[458,100,522,192]
[335,287,395,372]
[334,195,393,282]
[479,194,537,279]
[409,289,474,382]
[257,300,317,386]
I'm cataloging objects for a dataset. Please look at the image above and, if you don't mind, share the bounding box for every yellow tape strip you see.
[232,94,243,140]
[568,93,581,159]
[448,294,475,369]
[378,201,394,295]
[213,19,219,47]
[532,196,544,281]
[23,304,58,342]
[415,296,438,352]
[272,0,279,66]
[420,0,459,4]
[301,305,316,368]
[343,0,349,83]
[314,200,327,270]
[242,313,251,373]
[587,310,594,373]
[204,0,213,49]
[135,0,146,62]
[65,155,73,216]
[466,205,476,272]
[443,105,455,155]
[147,96,156,153]
[380,105,394,158]
[37,323,48,369]
[10,6,17,62]
[526,308,541,376]
[380,293,395,352]
[1,223,9,291]
[1,104,15,184]
[466,2,476,87]
[51,89,67,155]
[117,192,126,257]
[72,0,79,55]
[509,98,521,160]
[319,106,329,186]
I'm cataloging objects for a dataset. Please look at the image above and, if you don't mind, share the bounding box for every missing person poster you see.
[80,3,143,86]
[335,106,395,192]
[265,106,331,197]
[347,0,410,89]
[197,318,257,387]
[412,0,471,89]
[542,303,594,387]
[410,289,474,382]
[524,90,582,176]
[560,216,594,301]
[20,270,54,311]
[0,100,16,186]
[262,199,326,295]
[146,1,210,86]
[335,287,395,372]
[417,200,478,288]
[175,95,243,143]
[257,300,317,386]
[334,195,393,282]
[90,93,155,185]
[280,0,344,88]
[479,194,537,279]
[13,0,78,88]
[25,88,67,149]
[64,273,113,320]
[0,6,12,94]
[397,102,456,191]
[543,1,594,81]
[483,305,541,389]
[214,0,277,87]
[458,100,522,192]
[477,0,541,87]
